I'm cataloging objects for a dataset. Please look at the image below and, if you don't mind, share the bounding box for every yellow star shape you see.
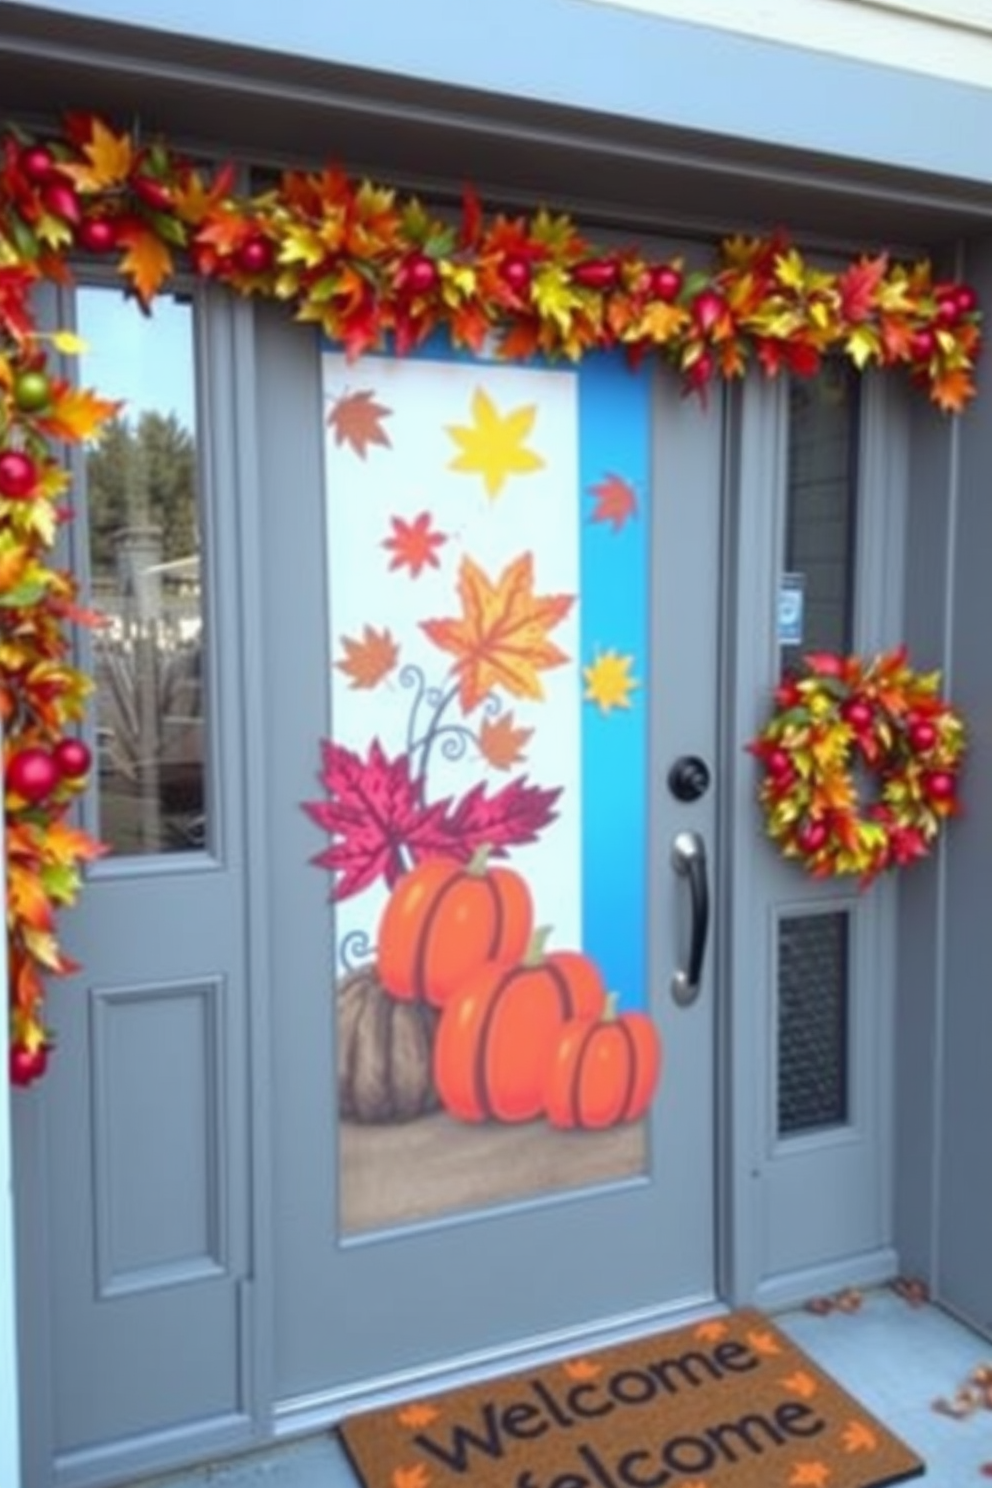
[583,650,640,715]
[446,386,545,499]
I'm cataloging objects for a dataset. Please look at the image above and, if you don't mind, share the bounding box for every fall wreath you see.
[0,114,984,1083]
[749,649,966,884]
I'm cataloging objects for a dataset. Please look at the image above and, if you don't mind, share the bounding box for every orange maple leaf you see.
[746,1328,782,1357]
[790,1463,830,1488]
[931,367,976,413]
[40,385,121,443]
[382,511,447,578]
[479,711,533,771]
[392,1466,430,1488]
[842,1419,877,1453]
[172,164,238,227]
[335,626,399,689]
[694,1321,729,1344]
[563,1358,602,1382]
[588,473,638,533]
[61,117,134,191]
[781,1370,818,1400]
[115,222,175,307]
[421,552,574,715]
[838,254,888,323]
[327,389,393,458]
[7,864,56,935]
[397,1403,440,1429]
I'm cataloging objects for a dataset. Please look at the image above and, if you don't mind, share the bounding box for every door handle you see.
[671,830,709,1007]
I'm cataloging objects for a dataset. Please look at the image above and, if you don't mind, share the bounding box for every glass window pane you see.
[781,360,860,670]
[77,287,205,855]
[778,912,850,1135]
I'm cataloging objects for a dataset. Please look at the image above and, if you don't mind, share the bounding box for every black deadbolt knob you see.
[667,755,711,803]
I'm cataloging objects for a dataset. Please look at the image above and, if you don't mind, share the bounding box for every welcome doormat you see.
[338,1309,924,1488]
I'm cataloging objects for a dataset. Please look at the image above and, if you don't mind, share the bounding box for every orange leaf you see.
[327,389,393,458]
[397,1404,439,1429]
[694,1321,729,1343]
[931,367,976,413]
[563,1358,602,1382]
[838,254,888,323]
[588,473,638,533]
[790,1463,830,1488]
[746,1328,782,1357]
[842,1419,877,1453]
[781,1370,819,1400]
[421,552,574,715]
[7,864,55,934]
[479,711,533,772]
[41,384,121,443]
[45,821,106,864]
[382,511,447,579]
[334,625,399,689]
[115,222,174,306]
[392,1467,430,1488]
[61,117,134,191]
[172,164,237,226]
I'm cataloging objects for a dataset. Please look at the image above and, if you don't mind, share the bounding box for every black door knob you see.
[667,755,711,803]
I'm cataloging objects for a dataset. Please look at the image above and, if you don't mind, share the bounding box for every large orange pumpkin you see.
[434,932,607,1122]
[377,848,533,1007]
[545,997,662,1130]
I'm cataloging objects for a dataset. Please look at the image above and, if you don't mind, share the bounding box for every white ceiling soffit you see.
[577,0,992,89]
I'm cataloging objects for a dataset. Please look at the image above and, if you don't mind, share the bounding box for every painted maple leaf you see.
[397,1404,440,1429]
[437,776,561,858]
[479,711,533,771]
[382,511,447,578]
[584,650,639,715]
[781,1371,818,1399]
[789,1463,830,1488]
[421,552,573,714]
[305,740,454,900]
[446,386,545,499]
[327,389,393,458]
[588,473,638,533]
[842,1420,877,1453]
[334,625,399,689]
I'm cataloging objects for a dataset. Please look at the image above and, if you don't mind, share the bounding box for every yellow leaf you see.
[43,385,121,442]
[62,118,134,191]
[846,325,881,369]
[446,386,545,500]
[48,330,89,355]
[584,649,640,715]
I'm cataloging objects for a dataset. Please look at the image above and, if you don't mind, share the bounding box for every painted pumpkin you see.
[377,848,533,1007]
[545,996,662,1130]
[336,967,440,1123]
[434,932,607,1122]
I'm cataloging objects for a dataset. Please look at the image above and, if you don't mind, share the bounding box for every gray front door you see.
[256,297,723,1419]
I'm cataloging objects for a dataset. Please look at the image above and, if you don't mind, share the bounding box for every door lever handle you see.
[671,830,709,1007]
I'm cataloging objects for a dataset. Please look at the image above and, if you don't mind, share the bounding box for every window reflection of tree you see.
[87,404,204,852]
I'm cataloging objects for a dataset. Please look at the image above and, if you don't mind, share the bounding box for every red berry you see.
[6,747,60,803]
[9,1042,49,1087]
[924,771,955,801]
[20,145,56,183]
[842,698,873,731]
[235,236,275,274]
[41,181,81,226]
[0,449,39,499]
[650,265,683,301]
[766,748,793,779]
[797,820,828,853]
[935,295,961,327]
[131,174,173,212]
[53,737,93,780]
[908,721,938,753]
[401,253,439,294]
[692,289,726,334]
[500,255,532,293]
[909,328,937,361]
[685,352,714,391]
[77,217,120,254]
[955,285,979,316]
[572,258,620,291]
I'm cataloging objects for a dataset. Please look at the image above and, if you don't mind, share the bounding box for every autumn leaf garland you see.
[0,111,985,1086]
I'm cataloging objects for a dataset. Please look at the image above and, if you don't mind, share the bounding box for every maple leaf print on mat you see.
[327,389,393,458]
[446,386,545,499]
[421,552,573,714]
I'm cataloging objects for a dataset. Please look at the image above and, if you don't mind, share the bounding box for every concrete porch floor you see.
[127,1286,992,1488]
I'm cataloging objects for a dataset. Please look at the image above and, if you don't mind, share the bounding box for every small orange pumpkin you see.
[377,847,533,1007]
[545,995,662,1130]
[434,930,607,1123]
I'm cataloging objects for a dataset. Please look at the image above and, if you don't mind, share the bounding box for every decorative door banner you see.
[307,346,663,1234]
